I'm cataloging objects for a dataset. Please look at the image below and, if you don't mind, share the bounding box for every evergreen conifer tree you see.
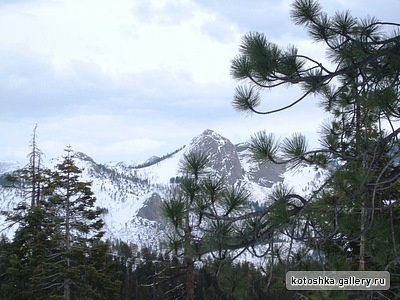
[230,0,400,297]
[163,151,251,299]
[0,146,120,299]
[40,146,120,299]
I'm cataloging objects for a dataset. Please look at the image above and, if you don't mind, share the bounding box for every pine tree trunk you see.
[184,220,195,300]
[31,129,37,208]
[185,254,195,300]
[31,153,36,208]
[356,92,366,272]
[64,278,70,300]
[64,151,72,300]
[359,205,366,271]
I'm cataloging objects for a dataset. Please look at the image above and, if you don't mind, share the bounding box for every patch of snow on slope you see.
[132,149,183,185]
[282,164,327,196]
[0,161,21,174]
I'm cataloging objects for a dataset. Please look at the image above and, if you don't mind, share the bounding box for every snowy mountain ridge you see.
[0,129,326,251]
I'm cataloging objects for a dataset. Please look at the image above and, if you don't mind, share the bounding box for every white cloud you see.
[0,0,398,164]
[0,0,241,85]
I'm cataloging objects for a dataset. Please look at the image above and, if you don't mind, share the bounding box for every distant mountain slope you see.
[0,129,325,251]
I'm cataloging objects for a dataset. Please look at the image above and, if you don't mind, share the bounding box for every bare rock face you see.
[187,129,243,184]
[137,193,164,224]
[247,161,285,187]
[236,142,285,188]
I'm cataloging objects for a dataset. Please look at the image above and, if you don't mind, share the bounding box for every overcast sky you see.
[1,0,399,164]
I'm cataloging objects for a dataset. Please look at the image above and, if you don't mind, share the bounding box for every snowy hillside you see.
[0,129,326,251]
[0,161,21,174]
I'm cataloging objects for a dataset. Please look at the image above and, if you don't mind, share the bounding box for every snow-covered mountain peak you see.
[74,151,96,163]
[187,129,243,184]
[188,129,229,150]
[0,129,327,250]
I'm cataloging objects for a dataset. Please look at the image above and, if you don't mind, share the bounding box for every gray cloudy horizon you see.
[1,0,398,164]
